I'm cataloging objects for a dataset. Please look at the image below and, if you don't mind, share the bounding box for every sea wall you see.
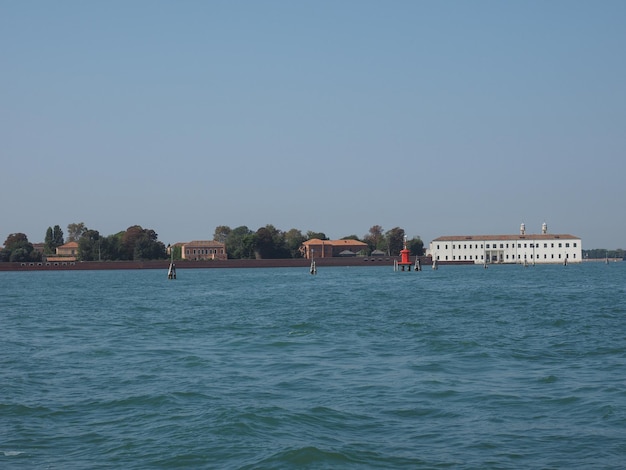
[0,256,470,272]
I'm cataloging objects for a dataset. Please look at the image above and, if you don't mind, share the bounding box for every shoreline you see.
[0,256,461,272]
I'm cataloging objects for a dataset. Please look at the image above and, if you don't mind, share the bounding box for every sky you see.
[2,1,625,249]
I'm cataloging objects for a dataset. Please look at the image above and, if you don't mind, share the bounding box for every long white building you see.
[428,223,582,265]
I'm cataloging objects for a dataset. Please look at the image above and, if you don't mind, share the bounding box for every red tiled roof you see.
[58,241,79,249]
[432,234,580,241]
[302,239,367,247]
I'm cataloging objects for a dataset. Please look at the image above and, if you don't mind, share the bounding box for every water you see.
[1,263,625,469]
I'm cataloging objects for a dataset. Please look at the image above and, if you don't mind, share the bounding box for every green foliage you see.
[254,225,290,259]
[225,226,256,259]
[77,229,101,261]
[67,222,87,242]
[1,233,39,262]
[213,226,231,244]
[363,225,386,253]
[120,226,166,261]
[44,225,64,254]
[583,248,625,259]
[408,236,424,256]
[385,227,405,256]
[44,227,54,254]
[284,228,306,258]
[306,231,328,241]
[169,244,182,260]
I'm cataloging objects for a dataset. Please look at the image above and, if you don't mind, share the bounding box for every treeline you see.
[0,223,167,262]
[1,223,425,262]
[583,249,625,260]
[206,224,424,260]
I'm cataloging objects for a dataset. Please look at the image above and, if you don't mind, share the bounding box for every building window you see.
[574,243,577,247]
[486,244,490,248]
[559,243,562,248]
[437,245,440,249]
[566,243,570,247]
[544,243,547,248]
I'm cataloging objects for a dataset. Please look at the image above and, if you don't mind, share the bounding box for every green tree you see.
[67,222,87,242]
[284,228,306,258]
[2,233,38,262]
[225,226,256,259]
[213,226,231,244]
[77,229,101,261]
[364,225,385,253]
[100,232,124,260]
[44,225,64,254]
[408,236,424,256]
[119,225,166,260]
[385,227,405,256]
[306,231,328,240]
[254,225,290,259]
[44,227,54,254]
[168,244,182,261]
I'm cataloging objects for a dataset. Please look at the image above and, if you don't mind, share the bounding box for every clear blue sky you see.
[2,1,625,249]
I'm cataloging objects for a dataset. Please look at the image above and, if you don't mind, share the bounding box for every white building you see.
[428,223,582,265]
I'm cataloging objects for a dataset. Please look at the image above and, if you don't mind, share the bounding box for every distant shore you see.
[0,256,460,272]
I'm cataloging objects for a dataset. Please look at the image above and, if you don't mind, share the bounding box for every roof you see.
[432,234,580,242]
[331,239,368,247]
[183,240,225,247]
[58,241,79,249]
[302,239,367,247]
[338,250,356,256]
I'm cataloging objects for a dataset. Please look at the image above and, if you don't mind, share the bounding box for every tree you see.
[100,232,124,260]
[306,231,328,240]
[77,229,101,261]
[254,225,290,259]
[44,225,64,253]
[213,226,231,243]
[67,222,87,242]
[2,233,37,262]
[284,228,306,258]
[363,225,385,253]
[408,236,424,256]
[133,235,166,260]
[385,227,405,256]
[44,227,54,254]
[120,225,166,260]
[225,226,256,259]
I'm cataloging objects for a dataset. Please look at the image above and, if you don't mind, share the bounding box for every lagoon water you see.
[1,263,625,469]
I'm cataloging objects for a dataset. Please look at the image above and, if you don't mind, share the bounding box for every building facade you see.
[181,240,227,261]
[301,239,369,259]
[428,223,582,265]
